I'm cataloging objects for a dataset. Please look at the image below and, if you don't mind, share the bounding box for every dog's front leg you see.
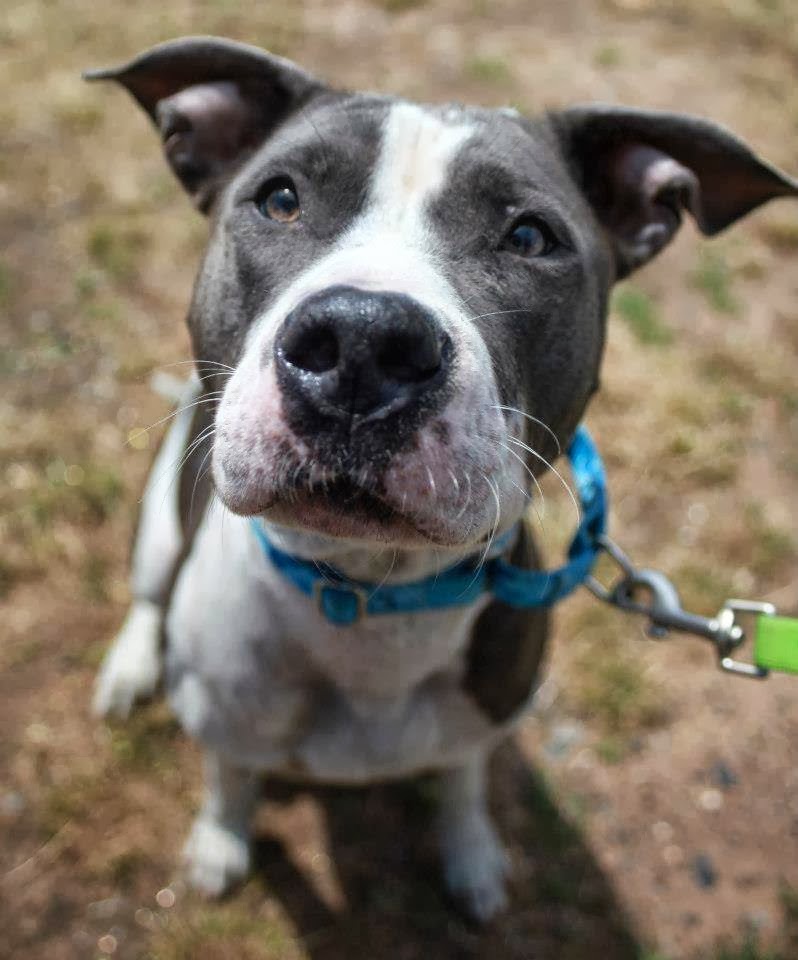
[183,751,258,897]
[437,750,509,924]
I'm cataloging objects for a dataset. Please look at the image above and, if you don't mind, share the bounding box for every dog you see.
[87,36,797,922]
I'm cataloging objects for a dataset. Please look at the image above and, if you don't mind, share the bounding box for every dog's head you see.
[89,37,797,551]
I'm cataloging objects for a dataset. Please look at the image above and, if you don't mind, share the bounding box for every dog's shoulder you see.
[462,521,550,724]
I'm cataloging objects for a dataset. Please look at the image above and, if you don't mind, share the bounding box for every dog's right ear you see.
[85,36,324,213]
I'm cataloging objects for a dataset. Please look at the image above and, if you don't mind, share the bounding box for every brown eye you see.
[256,178,300,223]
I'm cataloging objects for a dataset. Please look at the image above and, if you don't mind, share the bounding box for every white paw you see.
[440,814,510,924]
[93,601,162,718]
[182,816,251,898]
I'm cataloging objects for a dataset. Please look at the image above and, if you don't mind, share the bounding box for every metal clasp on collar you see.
[312,580,369,623]
[586,535,774,679]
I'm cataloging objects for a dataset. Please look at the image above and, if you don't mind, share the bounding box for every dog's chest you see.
[165,507,498,779]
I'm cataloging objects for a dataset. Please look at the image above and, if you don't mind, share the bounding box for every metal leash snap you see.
[715,600,775,678]
[586,535,773,679]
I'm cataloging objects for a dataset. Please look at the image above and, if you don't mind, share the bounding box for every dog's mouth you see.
[262,473,431,543]
[297,476,397,520]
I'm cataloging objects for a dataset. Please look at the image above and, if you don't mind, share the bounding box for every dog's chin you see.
[217,476,473,547]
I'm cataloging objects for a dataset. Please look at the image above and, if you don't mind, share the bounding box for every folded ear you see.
[551,104,798,278]
[85,36,324,212]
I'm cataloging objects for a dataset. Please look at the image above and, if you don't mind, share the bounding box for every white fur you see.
[183,753,257,897]
[93,600,162,718]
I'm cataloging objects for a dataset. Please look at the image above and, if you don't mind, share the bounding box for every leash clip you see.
[586,536,773,679]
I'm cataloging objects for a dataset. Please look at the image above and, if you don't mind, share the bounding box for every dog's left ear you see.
[85,36,325,212]
[551,104,798,278]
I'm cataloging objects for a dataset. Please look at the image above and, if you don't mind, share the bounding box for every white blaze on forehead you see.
[366,102,474,238]
[241,102,476,339]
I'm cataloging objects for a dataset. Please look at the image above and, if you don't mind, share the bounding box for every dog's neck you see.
[259,519,514,584]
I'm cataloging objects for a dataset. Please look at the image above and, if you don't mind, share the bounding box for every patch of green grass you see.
[24,461,124,527]
[87,223,150,283]
[690,247,739,314]
[63,638,108,671]
[373,0,427,10]
[149,903,304,960]
[708,937,785,960]
[39,774,106,838]
[595,735,626,764]
[74,268,101,300]
[82,553,110,603]
[573,645,668,735]
[719,390,753,424]
[466,56,513,85]
[612,285,672,346]
[668,394,709,427]
[594,44,622,68]
[108,704,181,773]
[0,555,20,598]
[745,502,795,579]
[0,261,13,307]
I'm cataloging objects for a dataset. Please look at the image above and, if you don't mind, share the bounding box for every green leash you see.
[586,536,798,680]
[754,614,798,676]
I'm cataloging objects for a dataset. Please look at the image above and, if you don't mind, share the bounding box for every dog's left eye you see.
[502,218,557,258]
[255,178,300,223]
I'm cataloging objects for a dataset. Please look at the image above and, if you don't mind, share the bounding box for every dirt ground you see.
[2,1,798,958]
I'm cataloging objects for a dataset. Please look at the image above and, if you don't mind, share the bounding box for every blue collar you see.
[250,425,607,627]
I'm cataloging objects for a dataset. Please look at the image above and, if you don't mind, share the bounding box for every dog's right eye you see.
[255,178,300,223]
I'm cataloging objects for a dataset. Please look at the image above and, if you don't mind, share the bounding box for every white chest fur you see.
[165,502,500,782]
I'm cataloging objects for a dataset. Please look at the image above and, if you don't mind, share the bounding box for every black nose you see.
[274,286,451,424]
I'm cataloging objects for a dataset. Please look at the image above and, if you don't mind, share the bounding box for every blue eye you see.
[256,178,300,223]
[504,219,557,257]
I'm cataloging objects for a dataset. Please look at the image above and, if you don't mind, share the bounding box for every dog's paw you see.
[182,817,251,898]
[93,601,162,718]
[440,814,510,924]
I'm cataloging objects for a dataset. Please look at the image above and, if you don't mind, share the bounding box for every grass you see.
[149,902,306,960]
[38,773,107,838]
[575,651,668,734]
[707,938,786,960]
[372,0,428,10]
[87,223,151,283]
[612,285,672,346]
[82,552,110,602]
[108,703,182,773]
[594,43,622,68]
[465,55,513,84]
[690,247,739,315]
[0,260,13,306]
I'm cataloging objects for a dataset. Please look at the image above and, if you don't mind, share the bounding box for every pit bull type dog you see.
[88,37,798,921]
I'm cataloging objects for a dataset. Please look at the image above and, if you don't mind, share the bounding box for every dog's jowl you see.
[88,37,798,922]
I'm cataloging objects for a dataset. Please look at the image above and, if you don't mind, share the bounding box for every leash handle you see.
[586,534,798,678]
